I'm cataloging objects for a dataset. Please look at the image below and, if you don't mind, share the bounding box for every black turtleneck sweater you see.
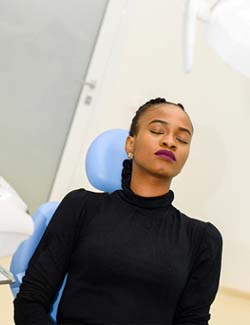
[14,185,222,325]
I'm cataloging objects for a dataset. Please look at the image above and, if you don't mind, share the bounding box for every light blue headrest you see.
[85,129,128,192]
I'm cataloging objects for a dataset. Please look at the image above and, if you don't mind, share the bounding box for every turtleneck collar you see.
[117,159,174,209]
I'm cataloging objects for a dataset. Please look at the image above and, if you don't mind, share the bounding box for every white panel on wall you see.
[0,0,108,212]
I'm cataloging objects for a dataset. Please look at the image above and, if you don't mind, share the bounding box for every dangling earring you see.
[127,152,134,160]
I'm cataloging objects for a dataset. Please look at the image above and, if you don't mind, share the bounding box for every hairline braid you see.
[129,97,186,136]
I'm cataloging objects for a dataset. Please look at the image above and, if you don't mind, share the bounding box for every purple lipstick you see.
[155,149,176,162]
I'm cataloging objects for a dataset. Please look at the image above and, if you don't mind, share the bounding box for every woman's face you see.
[126,104,193,180]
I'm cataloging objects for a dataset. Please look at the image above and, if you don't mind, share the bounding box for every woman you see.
[14,98,222,324]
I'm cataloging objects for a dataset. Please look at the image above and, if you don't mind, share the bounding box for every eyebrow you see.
[148,119,192,136]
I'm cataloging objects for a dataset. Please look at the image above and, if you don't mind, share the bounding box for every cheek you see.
[134,145,147,157]
[180,148,190,164]
[135,137,155,155]
[133,143,153,162]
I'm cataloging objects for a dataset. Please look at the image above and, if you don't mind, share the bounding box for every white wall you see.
[51,0,250,292]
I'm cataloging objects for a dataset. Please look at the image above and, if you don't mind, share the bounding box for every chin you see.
[152,167,176,179]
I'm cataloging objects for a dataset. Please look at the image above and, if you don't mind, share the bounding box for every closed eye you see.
[176,137,189,144]
[150,130,164,135]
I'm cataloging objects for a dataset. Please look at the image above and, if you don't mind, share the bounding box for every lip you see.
[154,149,176,162]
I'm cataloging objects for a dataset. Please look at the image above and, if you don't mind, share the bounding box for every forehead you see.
[138,104,193,132]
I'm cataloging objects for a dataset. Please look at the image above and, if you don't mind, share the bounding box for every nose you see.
[160,133,176,149]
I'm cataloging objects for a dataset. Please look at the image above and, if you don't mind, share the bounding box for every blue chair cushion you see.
[85,129,128,192]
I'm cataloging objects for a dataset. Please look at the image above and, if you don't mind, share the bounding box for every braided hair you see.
[129,98,186,136]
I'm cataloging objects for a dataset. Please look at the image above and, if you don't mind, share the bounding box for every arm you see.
[14,189,88,324]
[174,222,223,325]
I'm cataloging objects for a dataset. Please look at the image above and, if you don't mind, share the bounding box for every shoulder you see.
[50,189,107,226]
[202,222,223,259]
[179,211,222,238]
[62,188,110,220]
[63,188,99,200]
[62,188,107,206]
[176,210,222,257]
[204,222,223,246]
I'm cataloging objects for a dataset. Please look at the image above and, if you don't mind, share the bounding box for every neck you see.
[129,168,172,197]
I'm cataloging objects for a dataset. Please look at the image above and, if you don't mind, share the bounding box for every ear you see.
[125,135,135,154]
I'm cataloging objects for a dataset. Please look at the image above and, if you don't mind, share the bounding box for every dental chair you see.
[10,129,128,322]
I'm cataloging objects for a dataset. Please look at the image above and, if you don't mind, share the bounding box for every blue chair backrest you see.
[86,129,128,192]
[10,129,128,322]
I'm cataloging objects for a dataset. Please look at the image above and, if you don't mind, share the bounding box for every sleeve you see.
[173,222,223,325]
[14,189,88,325]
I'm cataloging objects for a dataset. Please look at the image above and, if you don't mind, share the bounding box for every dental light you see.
[183,0,250,78]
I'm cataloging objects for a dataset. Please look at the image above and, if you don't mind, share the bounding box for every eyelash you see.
[176,137,189,144]
[150,130,189,144]
[150,130,164,135]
